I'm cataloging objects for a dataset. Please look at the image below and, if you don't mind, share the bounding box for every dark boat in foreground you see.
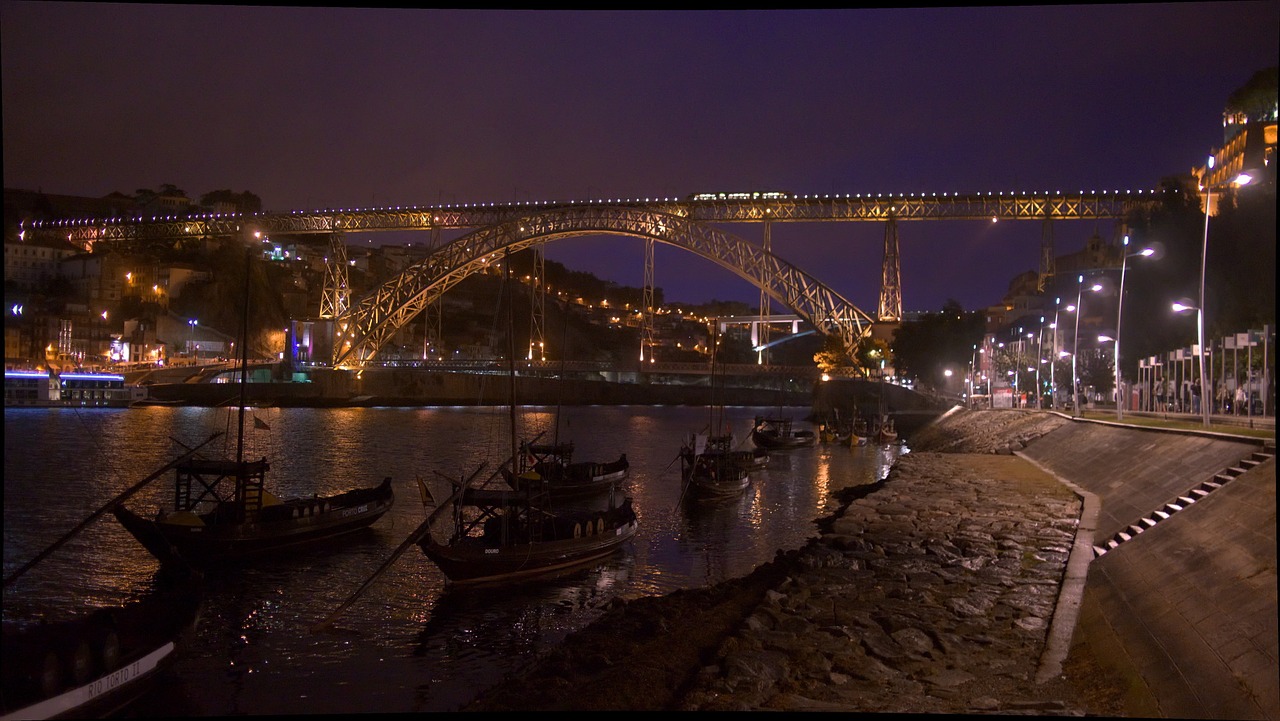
[1,578,201,721]
[750,415,817,449]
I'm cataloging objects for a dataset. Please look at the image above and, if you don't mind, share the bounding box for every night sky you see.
[3,3,1277,314]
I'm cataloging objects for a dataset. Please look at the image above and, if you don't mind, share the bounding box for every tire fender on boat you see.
[99,629,121,672]
[39,650,61,697]
[70,639,93,685]
[573,522,582,539]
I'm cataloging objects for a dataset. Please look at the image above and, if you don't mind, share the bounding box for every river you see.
[3,403,906,714]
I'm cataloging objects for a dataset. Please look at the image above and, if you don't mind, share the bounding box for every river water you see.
[3,403,906,714]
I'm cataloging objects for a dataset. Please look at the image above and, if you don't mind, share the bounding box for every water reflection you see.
[5,404,903,714]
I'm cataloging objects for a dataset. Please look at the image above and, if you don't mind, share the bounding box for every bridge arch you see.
[333,205,876,369]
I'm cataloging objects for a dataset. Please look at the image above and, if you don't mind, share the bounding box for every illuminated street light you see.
[1195,156,1254,428]
[1115,235,1156,420]
[1071,275,1103,417]
[1051,298,1076,411]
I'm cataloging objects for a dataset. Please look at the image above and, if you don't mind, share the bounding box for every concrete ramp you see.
[1019,423,1261,541]
[1073,454,1277,719]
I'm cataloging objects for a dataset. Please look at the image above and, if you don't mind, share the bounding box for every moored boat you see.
[113,470,394,568]
[679,433,752,500]
[413,250,637,586]
[416,477,638,585]
[503,440,629,500]
[1,577,202,721]
[750,415,817,449]
[112,249,393,569]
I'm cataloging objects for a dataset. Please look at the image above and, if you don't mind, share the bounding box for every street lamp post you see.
[1072,275,1103,417]
[1197,162,1212,428]
[1051,300,1063,411]
[188,318,198,364]
[1115,235,1156,420]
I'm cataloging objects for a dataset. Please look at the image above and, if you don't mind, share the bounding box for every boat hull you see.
[507,454,630,500]
[113,477,394,567]
[1,581,201,721]
[419,502,638,585]
[750,429,816,449]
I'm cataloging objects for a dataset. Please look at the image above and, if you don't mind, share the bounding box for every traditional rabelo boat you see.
[416,475,638,585]
[3,441,217,720]
[678,433,752,500]
[750,415,817,449]
[873,415,899,444]
[413,249,637,586]
[502,440,629,500]
[112,250,393,569]
[1,579,202,721]
[850,415,871,446]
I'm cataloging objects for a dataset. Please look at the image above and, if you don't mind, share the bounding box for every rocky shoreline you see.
[465,410,1126,714]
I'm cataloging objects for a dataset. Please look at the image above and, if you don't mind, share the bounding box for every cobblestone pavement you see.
[677,450,1090,714]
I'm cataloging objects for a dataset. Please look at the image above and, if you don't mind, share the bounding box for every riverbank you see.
[465,408,1276,715]
[465,409,1124,713]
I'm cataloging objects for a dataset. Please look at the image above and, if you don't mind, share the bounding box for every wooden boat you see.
[850,415,871,446]
[750,415,816,449]
[113,471,394,568]
[416,477,638,585]
[503,440,629,500]
[678,433,752,500]
[112,249,393,569]
[874,415,899,444]
[414,249,637,586]
[1,577,202,721]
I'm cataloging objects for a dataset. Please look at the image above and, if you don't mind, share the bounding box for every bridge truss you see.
[331,206,877,368]
[22,190,1161,368]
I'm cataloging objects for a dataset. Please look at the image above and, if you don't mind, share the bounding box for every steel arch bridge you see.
[20,188,1163,369]
[332,205,876,369]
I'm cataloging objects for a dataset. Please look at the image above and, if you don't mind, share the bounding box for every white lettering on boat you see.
[16,642,174,720]
[339,503,370,518]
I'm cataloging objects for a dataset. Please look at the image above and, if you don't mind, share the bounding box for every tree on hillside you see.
[1225,66,1278,121]
[890,300,985,387]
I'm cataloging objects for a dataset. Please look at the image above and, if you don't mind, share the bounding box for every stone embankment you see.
[468,409,1114,714]
[677,411,1088,713]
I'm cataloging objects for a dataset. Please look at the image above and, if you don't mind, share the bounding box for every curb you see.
[1014,450,1100,685]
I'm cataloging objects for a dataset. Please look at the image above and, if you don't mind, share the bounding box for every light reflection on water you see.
[4,404,905,714]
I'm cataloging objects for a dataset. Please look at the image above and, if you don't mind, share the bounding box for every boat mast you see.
[504,248,517,469]
[236,247,251,466]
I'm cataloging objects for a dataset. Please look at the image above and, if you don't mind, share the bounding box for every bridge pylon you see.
[877,214,902,322]
[641,237,656,363]
[321,231,350,320]
[1038,211,1055,293]
[528,244,546,361]
[758,219,772,365]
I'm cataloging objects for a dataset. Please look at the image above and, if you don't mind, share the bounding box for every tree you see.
[889,300,985,387]
[813,334,852,374]
[1224,66,1278,122]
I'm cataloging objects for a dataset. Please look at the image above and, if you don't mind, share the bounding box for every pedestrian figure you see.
[1235,385,1247,415]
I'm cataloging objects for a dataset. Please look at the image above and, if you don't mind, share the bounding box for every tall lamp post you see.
[1192,156,1254,428]
[1172,300,1205,422]
[188,318,198,364]
[1051,299,1066,411]
[1071,275,1103,417]
[1115,235,1155,420]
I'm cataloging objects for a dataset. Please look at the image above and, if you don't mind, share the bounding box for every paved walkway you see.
[1021,421,1276,719]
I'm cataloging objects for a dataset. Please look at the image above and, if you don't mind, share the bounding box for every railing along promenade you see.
[23,189,1164,249]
